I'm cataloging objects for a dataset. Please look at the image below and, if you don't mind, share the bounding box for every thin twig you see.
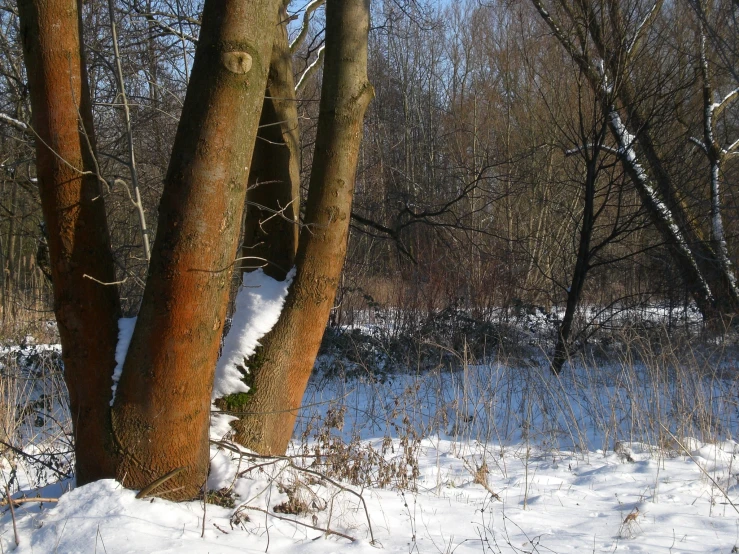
[135,467,186,499]
[0,497,58,507]
[5,487,19,546]
[210,440,375,544]
[201,483,206,538]
[107,0,151,262]
[239,505,355,542]
[82,274,127,286]
[0,440,71,479]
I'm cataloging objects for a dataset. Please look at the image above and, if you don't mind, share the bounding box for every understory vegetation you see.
[3,308,738,493]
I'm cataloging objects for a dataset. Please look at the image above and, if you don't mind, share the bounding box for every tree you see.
[17,0,122,484]
[19,0,375,498]
[530,0,739,322]
[19,0,281,498]
[222,0,374,455]
[109,0,284,499]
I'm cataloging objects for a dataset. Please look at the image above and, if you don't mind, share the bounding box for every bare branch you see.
[0,112,28,132]
[713,87,739,119]
[295,44,324,93]
[290,0,326,53]
[626,1,664,58]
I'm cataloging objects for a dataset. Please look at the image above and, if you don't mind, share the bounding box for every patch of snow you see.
[210,269,294,437]
[212,269,294,401]
[109,317,137,406]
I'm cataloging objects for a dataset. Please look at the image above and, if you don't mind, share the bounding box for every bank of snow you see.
[3,438,739,553]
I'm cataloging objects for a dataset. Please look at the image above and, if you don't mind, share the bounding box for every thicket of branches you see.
[1,0,738,353]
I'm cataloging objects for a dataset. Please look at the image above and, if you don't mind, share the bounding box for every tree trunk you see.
[225,0,374,455]
[697,21,739,316]
[552,148,597,375]
[242,1,300,281]
[111,0,281,500]
[2,180,18,324]
[17,0,122,483]
[607,107,717,317]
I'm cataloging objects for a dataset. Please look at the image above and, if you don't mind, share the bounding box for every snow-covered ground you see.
[4,357,739,553]
[2,270,738,552]
[4,437,739,552]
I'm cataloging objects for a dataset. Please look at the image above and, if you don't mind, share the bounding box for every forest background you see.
[1,0,738,459]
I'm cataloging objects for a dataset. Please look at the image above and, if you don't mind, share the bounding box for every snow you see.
[108,270,293,416]
[109,317,137,406]
[210,269,294,437]
[5,436,739,552]
[5,309,739,552]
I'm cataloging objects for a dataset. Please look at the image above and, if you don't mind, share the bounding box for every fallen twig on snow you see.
[238,504,356,542]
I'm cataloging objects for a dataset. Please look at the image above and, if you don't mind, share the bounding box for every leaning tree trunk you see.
[111,0,281,500]
[224,0,374,455]
[17,0,122,483]
[587,0,739,317]
[612,82,739,317]
[241,1,300,281]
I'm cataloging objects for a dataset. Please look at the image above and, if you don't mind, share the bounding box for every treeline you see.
[1,0,738,352]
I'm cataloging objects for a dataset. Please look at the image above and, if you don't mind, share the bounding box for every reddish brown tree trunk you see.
[227,0,374,455]
[242,1,300,281]
[111,0,281,500]
[17,0,122,484]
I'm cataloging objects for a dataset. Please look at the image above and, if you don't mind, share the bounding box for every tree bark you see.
[225,0,374,455]
[17,0,122,483]
[111,0,281,500]
[242,1,300,281]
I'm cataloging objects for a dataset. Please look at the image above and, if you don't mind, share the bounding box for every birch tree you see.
[530,0,739,320]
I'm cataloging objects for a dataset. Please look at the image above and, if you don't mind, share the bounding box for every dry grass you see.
[0,344,71,495]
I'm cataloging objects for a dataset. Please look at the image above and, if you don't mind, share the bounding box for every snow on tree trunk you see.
[608,107,715,313]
